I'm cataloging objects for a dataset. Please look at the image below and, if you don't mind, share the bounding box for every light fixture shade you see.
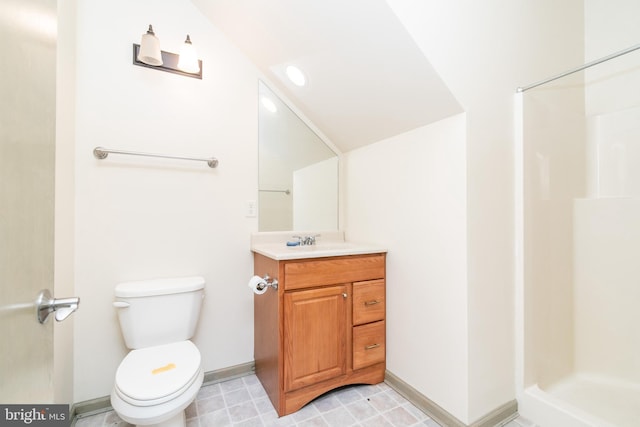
[138,25,163,66]
[177,35,200,74]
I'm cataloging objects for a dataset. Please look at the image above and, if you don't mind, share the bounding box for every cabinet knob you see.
[342,293,348,298]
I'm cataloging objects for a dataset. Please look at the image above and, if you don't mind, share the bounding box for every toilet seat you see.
[115,340,201,407]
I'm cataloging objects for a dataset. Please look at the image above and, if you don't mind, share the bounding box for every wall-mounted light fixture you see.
[133,25,203,79]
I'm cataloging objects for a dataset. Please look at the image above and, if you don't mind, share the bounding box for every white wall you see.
[345,114,469,419]
[353,1,584,423]
[72,0,261,402]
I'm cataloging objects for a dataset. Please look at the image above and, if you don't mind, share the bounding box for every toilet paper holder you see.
[258,275,278,291]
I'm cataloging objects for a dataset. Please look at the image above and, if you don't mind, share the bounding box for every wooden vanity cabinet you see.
[253,252,386,416]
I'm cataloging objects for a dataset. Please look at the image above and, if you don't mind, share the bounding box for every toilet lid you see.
[115,340,201,403]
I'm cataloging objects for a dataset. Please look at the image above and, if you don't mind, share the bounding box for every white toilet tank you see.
[114,276,205,349]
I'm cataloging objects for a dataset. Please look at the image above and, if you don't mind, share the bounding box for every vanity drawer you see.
[353,321,385,370]
[352,280,385,325]
[283,254,385,290]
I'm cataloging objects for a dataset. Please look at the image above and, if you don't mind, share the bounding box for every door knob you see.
[35,290,80,324]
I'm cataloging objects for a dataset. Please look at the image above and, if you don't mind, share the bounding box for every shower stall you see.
[515,44,640,427]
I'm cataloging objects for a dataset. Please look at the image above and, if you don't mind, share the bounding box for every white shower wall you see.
[573,197,640,384]
[575,104,640,385]
[586,107,640,198]
[577,0,640,389]
[519,78,640,427]
[518,3,640,424]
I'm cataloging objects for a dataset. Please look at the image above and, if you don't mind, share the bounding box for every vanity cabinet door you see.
[284,285,348,392]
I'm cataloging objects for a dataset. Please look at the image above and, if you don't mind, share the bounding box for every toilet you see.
[111,276,206,427]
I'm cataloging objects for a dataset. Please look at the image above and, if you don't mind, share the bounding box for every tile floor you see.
[501,417,537,427]
[73,374,536,427]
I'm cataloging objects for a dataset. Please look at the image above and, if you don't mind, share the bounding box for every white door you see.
[0,0,57,402]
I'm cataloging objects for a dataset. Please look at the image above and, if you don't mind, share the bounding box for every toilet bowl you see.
[111,341,204,426]
[111,277,206,427]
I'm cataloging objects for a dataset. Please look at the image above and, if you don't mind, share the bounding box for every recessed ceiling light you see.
[285,65,306,87]
[260,96,278,113]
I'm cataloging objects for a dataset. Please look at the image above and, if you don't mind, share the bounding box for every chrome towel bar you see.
[259,189,291,195]
[93,146,219,168]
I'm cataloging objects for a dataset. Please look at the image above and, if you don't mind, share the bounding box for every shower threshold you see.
[542,373,640,427]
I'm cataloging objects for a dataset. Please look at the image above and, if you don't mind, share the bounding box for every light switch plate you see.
[246,200,257,217]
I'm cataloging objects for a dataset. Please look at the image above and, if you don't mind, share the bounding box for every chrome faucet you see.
[292,234,320,246]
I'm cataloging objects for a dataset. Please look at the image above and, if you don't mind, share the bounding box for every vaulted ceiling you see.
[191,0,462,152]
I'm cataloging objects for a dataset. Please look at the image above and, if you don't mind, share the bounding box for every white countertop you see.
[250,231,387,261]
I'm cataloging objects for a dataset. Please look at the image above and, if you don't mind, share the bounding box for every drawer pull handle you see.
[365,343,381,350]
[364,300,380,306]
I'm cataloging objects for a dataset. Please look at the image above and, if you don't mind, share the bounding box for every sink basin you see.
[251,241,386,260]
[289,242,358,251]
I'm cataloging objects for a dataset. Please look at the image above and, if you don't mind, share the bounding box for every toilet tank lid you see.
[115,276,205,298]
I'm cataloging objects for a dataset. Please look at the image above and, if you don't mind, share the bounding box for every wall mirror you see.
[258,81,339,231]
